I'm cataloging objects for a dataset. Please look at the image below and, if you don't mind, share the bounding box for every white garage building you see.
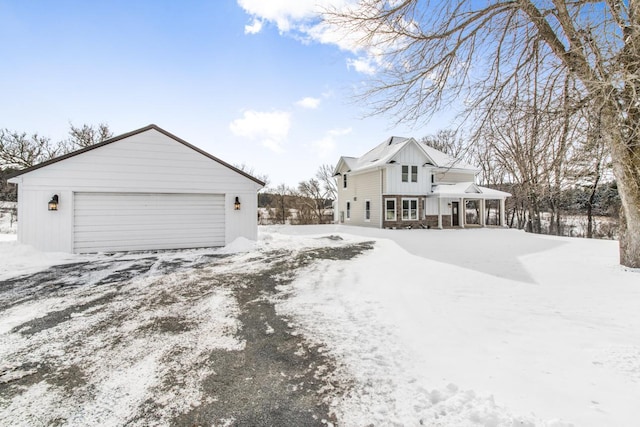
[8,124,264,253]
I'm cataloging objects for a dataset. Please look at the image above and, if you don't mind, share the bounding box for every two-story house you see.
[334,136,511,229]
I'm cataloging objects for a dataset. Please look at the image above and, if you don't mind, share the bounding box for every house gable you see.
[335,134,510,229]
[8,124,265,187]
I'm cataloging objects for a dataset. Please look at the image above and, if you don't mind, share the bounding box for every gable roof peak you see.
[7,124,265,186]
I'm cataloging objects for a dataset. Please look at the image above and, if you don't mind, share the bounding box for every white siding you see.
[392,142,427,165]
[435,170,477,184]
[13,128,260,252]
[74,193,225,253]
[19,130,260,194]
[425,197,440,215]
[346,170,381,227]
[385,143,432,195]
[426,197,457,216]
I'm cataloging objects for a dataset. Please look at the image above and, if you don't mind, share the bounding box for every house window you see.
[346,201,351,220]
[402,198,418,220]
[343,174,348,189]
[402,165,418,183]
[365,200,371,221]
[385,199,396,221]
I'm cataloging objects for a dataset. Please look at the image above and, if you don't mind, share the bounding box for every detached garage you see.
[8,124,264,253]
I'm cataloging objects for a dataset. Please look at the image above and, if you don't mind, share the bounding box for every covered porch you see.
[427,183,511,229]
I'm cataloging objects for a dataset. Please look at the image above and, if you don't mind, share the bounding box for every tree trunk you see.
[611,151,640,268]
[586,170,600,239]
[586,202,593,239]
[607,116,640,268]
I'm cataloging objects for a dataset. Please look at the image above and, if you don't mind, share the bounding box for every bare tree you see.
[1,123,114,169]
[66,123,113,149]
[0,130,61,169]
[327,1,640,267]
[421,129,471,161]
[269,183,291,224]
[316,164,337,202]
[571,106,613,238]
[297,178,331,224]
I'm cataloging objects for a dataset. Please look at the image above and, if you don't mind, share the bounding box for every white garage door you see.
[74,192,225,253]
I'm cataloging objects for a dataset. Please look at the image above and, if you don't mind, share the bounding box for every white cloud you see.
[244,18,263,34]
[311,127,352,159]
[347,57,377,75]
[237,0,342,33]
[296,96,321,109]
[237,0,400,75]
[229,110,291,153]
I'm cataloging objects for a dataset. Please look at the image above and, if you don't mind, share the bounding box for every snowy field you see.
[271,225,640,426]
[1,225,639,426]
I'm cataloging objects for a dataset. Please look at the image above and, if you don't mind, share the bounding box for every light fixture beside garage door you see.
[48,194,59,211]
[234,196,241,210]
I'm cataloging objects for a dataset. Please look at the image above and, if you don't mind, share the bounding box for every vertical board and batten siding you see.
[385,143,431,195]
[435,170,477,184]
[425,197,457,216]
[13,129,261,252]
[73,193,225,252]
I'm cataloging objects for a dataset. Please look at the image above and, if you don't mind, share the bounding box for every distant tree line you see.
[258,164,336,225]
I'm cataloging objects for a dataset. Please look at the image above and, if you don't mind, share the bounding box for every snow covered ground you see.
[271,225,640,426]
[1,225,639,426]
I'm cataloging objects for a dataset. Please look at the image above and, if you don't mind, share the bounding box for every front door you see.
[451,201,459,226]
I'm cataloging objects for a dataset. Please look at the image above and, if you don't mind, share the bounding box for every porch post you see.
[480,199,486,227]
[460,198,465,228]
[437,197,443,229]
[500,198,506,227]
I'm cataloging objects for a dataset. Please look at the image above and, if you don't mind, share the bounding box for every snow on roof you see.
[420,143,478,171]
[337,136,478,174]
[432,182,512,198]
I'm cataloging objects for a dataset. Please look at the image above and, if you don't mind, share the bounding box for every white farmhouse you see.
[8,124,264,253]
[334,136,511,229]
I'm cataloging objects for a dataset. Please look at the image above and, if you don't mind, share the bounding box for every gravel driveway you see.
[0,237,374,426]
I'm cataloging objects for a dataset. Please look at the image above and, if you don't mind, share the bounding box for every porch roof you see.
[431,182,511,199]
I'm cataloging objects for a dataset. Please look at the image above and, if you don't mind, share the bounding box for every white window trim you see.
[385,198,396,222]
[364,199,371,222]
[401,197,418,221]
[343,173,348,189]
[401,165,409,183]
[346,201,351,220]
[411,165,418,183]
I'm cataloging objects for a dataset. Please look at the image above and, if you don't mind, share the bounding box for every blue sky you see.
[0,0,444,187]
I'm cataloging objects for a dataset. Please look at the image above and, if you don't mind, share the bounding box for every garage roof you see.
[7,124,266,186]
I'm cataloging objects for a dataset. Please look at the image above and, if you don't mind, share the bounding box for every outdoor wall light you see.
[234,196,241,210]
[48,195,59,211]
